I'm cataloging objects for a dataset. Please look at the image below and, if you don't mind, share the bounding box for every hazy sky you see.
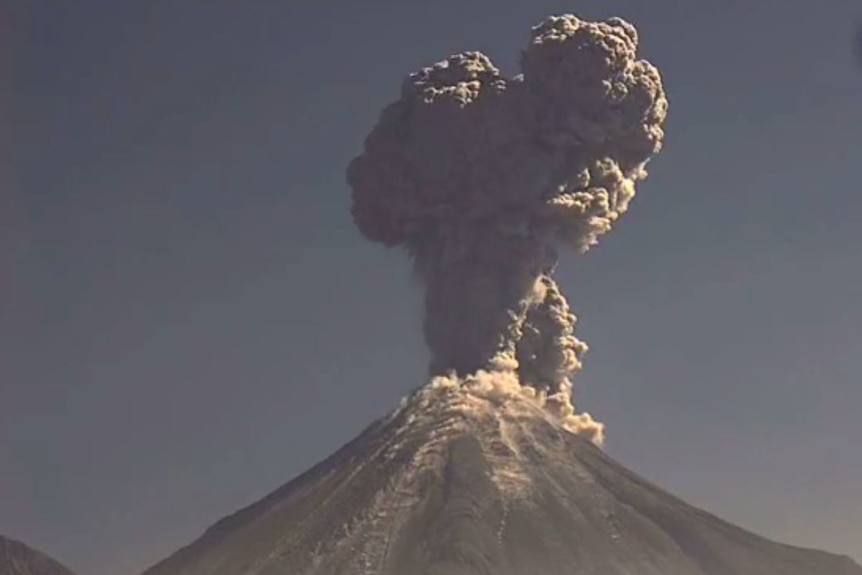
[3,2,862,574]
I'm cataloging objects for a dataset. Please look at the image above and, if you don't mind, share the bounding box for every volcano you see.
[140,380,861,575]
[140,10,859,575]
[0,536,77,575]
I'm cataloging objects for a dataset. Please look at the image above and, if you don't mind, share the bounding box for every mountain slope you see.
[141,381,862,575]
[0,536,77,575]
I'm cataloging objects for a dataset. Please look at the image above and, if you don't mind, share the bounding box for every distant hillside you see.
[0,536,77,575]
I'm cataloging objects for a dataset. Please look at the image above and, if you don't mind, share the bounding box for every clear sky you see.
[2,2,861,574]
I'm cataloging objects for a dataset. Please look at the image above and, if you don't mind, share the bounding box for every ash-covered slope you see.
[140,379,862,575]
[0,536,77,575]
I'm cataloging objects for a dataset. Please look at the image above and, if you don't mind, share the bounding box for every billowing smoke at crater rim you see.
[347,14,668,443]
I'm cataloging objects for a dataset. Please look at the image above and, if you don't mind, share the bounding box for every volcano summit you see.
[140,11,861,575]
[141,378,861,575]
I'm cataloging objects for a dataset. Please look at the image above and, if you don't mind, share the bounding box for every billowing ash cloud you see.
[347,14,667,443]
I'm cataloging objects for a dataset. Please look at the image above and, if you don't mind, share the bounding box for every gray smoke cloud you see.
[347,14,667,442]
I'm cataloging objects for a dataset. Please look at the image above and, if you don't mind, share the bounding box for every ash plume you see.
[347,14,667,443]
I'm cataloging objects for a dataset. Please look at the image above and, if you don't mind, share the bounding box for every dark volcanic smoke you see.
[347,14,667,442]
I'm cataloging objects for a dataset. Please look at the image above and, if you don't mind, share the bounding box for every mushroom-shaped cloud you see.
[346,13,668,442]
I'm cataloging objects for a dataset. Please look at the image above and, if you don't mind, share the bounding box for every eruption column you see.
[347,14,668,440]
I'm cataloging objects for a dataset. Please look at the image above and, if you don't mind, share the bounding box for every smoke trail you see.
[347,14,667,442]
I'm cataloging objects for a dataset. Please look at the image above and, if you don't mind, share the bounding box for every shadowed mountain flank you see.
[0,536,77,575]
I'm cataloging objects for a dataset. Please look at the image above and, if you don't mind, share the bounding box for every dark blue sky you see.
[2,2,861,574]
